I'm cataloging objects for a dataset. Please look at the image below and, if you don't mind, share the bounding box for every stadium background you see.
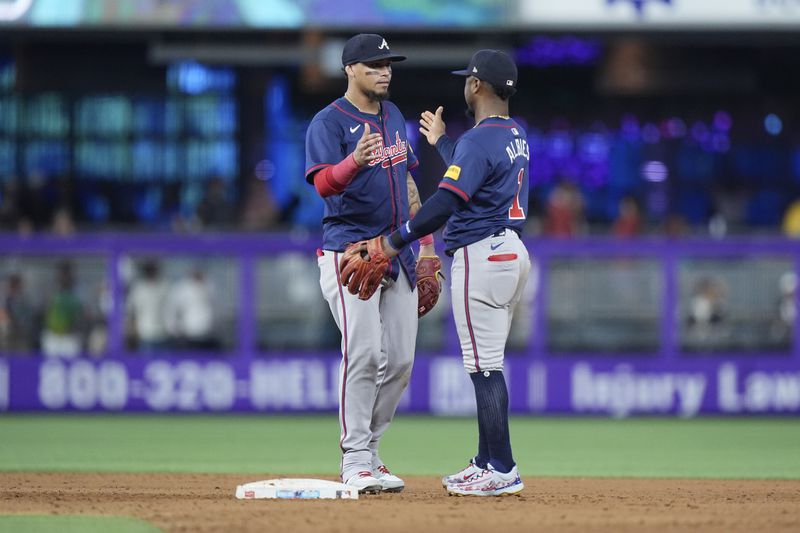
[0,1,799,532]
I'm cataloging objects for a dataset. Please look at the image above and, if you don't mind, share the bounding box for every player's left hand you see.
[419,106,446,146]
[340,236,391,300]
[416,255,443,318]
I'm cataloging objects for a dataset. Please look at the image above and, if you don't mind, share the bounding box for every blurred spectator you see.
[164,266,218,350]
[86,280,111,357]
[782,199,800,237]
[240,175,280,231]
[612,196,642,238]
[0,273,36,353]
[661,213,689,238]
[40,260,85,358]
[197,177,236,230]
[125,260,169,353]
[543,182,585,237]
[16,217,34,237]
[769,271,797,346]
[686,277,728,346]
[51,207,77,237]
[778,271,796,327]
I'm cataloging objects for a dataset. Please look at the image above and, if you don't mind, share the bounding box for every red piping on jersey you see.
[334,252,349,456]
[378,105,399,245]
[463,246,481,372]
[381,153,408,169]
[408,160,419,171]
[331,103,381,132]
[439,182,470,202]
[382,106,399,230]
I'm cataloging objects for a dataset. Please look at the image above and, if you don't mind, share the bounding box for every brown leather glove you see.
[415,255,443,317]
[339,236,390,300]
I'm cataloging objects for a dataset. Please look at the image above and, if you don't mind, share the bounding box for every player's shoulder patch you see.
[444,165,461,181]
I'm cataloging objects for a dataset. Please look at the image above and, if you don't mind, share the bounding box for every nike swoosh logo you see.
[350,125,361,133]
[490,242,504,250]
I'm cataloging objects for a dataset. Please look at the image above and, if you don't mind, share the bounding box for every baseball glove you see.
[339,236,390,300]
[416,255,443,318]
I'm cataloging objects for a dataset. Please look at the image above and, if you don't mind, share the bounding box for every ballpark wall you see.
[1,234,799,416]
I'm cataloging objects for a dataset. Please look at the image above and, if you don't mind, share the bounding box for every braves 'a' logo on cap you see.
[379,39,389,50]
[472,66,478,73]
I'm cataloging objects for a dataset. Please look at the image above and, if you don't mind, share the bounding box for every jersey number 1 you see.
[508,168,525,220]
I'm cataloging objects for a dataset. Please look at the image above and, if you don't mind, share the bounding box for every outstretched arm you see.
[419,106,456,164]
[406,172,436,256]
[384,188,464,256]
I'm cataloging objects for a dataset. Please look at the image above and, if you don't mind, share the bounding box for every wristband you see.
[418,234,434,246]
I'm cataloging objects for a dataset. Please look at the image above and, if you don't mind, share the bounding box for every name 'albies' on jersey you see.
[437,116,530,252]
[305,97,419,286]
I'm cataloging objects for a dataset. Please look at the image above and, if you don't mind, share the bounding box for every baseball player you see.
[341,50,530,496]
[304,34,439,493]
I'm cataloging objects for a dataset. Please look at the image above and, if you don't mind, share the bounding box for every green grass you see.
[0,516,162,533]
[0,415,798,479]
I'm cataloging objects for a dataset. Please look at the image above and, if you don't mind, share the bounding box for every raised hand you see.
[353,123,384,166]
[419,106,446,146]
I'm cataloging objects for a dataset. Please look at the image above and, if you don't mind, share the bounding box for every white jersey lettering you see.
[506,139,530,164]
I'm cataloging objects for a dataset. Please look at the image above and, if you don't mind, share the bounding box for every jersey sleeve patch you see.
[444,165,461,181]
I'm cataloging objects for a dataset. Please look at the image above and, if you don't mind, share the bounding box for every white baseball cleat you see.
[441,457,484,487]
[446,463,524,497]
[373,464,404,493]
[344,471,383,494]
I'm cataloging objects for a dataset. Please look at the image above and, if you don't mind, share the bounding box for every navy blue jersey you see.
[437,116,530,252]
[305,97,419,286]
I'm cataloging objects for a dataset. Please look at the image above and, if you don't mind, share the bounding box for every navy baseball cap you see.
[342,34,406,66]
[452,49,518,93]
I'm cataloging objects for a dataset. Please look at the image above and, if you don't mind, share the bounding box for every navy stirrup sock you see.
[470,370,515,473]
[475,427,489,469]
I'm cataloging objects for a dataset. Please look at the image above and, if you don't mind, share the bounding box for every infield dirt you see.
[1,473,798,532]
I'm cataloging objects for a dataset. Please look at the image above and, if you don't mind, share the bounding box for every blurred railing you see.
[2,234,799,415]
[0,233,798,359]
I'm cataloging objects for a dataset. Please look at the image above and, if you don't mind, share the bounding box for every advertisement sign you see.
[3,355,798,417]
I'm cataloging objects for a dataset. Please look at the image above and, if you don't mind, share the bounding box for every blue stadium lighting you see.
[641,160,668,182]
[764,114,783,136]
[691,121,710,143]
[642,123,661,144]
[713,110,733,132]
[711,133,730,153]
[515,36,602,67]
[620,114,640,141]
[170,61,236,94]
[664,117,687,139]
